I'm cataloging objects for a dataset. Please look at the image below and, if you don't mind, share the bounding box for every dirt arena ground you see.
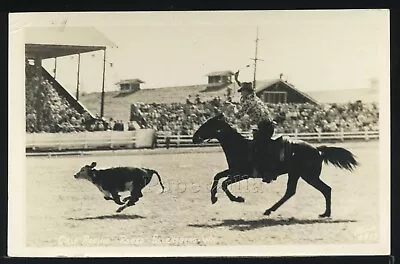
[26,141,381,247]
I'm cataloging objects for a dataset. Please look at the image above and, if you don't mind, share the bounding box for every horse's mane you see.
[203,113,249,142]
[219,118,249,142]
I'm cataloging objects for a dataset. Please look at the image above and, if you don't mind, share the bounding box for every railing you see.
[156,129,379,148]
[26,129,379,152]
[42,67,95,119]
[26,131,137,151]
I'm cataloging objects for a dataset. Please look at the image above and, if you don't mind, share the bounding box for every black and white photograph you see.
[8,10,390,257]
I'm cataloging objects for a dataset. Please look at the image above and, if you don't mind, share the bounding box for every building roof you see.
[116,79,145,85]
[25,27,117,59]
[205,70,234,77]
[255,79,319,104]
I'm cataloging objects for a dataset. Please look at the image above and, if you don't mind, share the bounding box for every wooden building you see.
[205,71,234,85]
[255,77,318,105]
[116,79,145,93]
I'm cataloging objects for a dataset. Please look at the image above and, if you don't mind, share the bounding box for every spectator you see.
[25,62,103,133]
[132,100,379,135]
[195,94,202,104]
[25,62,379,136]
[186,95,193,105]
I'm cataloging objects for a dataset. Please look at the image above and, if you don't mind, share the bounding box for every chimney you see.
[279,73,283,80]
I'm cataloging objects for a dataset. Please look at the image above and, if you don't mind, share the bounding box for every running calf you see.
[74,162,165,213]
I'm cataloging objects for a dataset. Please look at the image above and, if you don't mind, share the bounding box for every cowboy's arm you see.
[234,70,241,87]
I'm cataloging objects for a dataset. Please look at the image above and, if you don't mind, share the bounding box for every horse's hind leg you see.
[211,170,229,204]
[302,177,332,217]
[221,175,248,203]
[264,173,300,216]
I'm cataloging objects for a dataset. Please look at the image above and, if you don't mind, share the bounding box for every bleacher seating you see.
[132,99,379,135]
[25,60,379,136]
[25,62,108,133]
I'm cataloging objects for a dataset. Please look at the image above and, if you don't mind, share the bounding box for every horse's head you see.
[192,113,229,144]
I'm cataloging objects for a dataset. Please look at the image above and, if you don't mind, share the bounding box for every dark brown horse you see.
[192,113,359,217]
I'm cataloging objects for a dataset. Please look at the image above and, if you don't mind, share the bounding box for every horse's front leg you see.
[221,175,249,203]
[210,169,230,204]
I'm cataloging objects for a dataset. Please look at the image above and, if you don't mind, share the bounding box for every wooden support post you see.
[100,49,106,118]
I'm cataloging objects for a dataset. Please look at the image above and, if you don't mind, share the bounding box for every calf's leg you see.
[116,189,141,213]
[111,191,124,205]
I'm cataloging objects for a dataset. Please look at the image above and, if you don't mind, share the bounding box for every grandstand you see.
[25,26,117,133]
[79,74,379,123]
[24,26,380,153]
[79,83,242,121]
[78,75,314,121]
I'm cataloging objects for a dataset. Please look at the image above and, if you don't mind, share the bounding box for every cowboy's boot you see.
[271,140,282,181]
[261,141,279,183]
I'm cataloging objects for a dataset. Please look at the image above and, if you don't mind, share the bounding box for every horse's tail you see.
[317,145,359,171]
[149,169,165,193]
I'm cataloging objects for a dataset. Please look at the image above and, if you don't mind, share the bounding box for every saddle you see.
[252,134,295,175]
[270,136,294,164]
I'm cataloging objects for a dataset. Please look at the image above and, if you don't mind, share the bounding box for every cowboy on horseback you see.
[234,70,280,183]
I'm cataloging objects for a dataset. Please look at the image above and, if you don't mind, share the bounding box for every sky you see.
[15,10,390,94]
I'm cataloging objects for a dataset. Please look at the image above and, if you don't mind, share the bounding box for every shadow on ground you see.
[188,217,357,231]
[68,214,146,221]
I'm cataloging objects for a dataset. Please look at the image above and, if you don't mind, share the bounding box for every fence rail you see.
[26,131,137,151]
[26,129,379,152]
[156,130,379,148]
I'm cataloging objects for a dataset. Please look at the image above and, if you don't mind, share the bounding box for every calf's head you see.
[74,162,97,181]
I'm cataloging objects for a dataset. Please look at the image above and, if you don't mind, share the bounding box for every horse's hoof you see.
[319,212,331,218]
[263,209,272,216]
[116,208,124,213]
[235,196,245,203]
[211,196,218,204]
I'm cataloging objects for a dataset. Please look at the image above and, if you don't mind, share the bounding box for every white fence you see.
[26,129,379,152]
[26,131,137,151]
[156,130,379,148]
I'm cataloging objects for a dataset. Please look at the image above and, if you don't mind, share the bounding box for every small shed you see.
[205,70,234,85]
[116,79,145,93]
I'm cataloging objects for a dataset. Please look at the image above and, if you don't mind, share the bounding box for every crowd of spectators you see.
[133,98,379,135]
[26,61,379,135]
[25,62,108,133]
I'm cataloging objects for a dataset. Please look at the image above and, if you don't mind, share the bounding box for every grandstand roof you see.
[205,71,234,77]
[307,88,379,104]
[25,27,117,59]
